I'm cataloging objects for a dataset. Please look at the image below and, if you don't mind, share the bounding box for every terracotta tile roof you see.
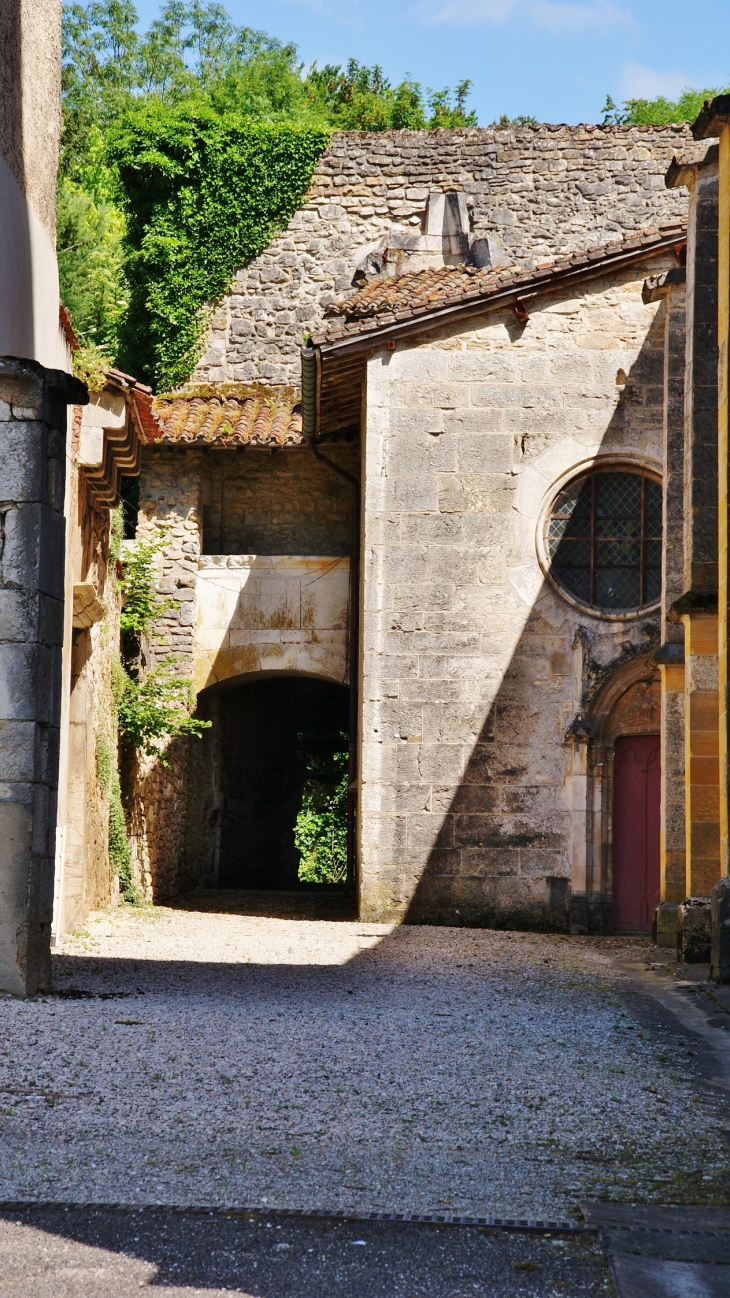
[143,384,303,447]
[313,222,687,351]
[105,367,158,443]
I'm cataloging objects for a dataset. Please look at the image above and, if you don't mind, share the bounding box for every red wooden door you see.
[612,734,661,932]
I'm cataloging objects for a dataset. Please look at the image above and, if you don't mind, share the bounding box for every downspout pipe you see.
[301,343,361,889]
[301,345,359,489]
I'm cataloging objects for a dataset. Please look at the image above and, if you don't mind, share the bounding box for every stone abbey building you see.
[53,119,727,942]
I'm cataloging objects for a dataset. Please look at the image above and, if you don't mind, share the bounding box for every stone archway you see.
[181,672,351,892]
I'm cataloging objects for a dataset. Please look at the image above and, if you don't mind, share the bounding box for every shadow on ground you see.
[167,889,358,922]
[0,1205,608,1298]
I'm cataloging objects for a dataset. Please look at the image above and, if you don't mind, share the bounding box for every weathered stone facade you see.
[358,259,671,925]
[0,359,83,992]
[127,440,355,897]
[112,124,697,928]
[194,125,691,389]
[54,433,121,934]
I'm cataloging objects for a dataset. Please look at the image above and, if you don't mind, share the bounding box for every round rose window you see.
[546,469,661,612]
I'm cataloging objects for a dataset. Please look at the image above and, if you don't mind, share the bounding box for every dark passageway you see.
[214,676,350,890]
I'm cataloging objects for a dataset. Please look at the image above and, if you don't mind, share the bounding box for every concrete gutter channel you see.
[580,948,730,1298]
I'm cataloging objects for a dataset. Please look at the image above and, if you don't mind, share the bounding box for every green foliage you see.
[61,1,478,387]
[495,113,537,126]
[308,60,476,131]
[97,724,141,902]
[109,765,141,902]
[109,108,330,387]
[72,340,114,391]
[95,729,115,793]
[295,730,348,885]
[602,86,730,127]
[108,502,124,565]
[57,117,129,353]
[116,536,210,756]
[117,656,210,757]
[119,533,168,636]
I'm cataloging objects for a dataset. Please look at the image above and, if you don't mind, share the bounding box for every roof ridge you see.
[314,223,688,348]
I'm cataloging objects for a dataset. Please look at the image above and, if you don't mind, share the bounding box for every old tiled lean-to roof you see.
[128,383,304,448]
[104,223,687,452]
[313,222,688,353]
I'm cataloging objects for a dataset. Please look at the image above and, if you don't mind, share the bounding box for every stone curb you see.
[0,1201,586,1234]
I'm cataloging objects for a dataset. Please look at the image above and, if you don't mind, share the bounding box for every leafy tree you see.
[60,0,478,385]
[308,60,477,130]
[495,113,537,126]
[295,731,349,884]
[602,86,730,127]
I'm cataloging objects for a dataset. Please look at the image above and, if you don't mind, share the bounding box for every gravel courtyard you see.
[0,896,727,1221]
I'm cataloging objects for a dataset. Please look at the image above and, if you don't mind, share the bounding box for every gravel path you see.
[0,898,727,1220]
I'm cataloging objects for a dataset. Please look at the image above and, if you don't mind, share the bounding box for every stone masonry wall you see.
[0,359,69,994]
[195,124,691,389]
[131,444,357,896]
[359,256,671,925]
[659,286,687,911]
[128,449,202,898]
[202,444,358,555]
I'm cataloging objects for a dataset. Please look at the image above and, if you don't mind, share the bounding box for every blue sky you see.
[133,0,729,125]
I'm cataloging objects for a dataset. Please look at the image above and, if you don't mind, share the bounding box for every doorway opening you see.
[211,676,351,891]
[612,732,661,932]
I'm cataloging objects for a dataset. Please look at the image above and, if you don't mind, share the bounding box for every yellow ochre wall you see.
[718,124,730,875]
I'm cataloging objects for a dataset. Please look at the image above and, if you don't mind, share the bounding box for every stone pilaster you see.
[648,274,687,938]
[0,357,86,994]
[681,612,721,897]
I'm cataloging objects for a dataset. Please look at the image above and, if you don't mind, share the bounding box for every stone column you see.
[0,359,85,994]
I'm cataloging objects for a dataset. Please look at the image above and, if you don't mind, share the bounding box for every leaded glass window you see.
[546,469,662,612]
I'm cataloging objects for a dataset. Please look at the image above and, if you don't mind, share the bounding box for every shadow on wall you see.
[395,303,667,934]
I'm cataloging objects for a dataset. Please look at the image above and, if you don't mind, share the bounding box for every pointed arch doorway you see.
[587,659,661,933]
[613,732,660,931]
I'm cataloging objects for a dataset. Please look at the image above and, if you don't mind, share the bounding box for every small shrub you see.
[295,732,348,884]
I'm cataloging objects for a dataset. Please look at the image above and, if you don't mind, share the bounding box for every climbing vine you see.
[117,534,210,759]
[108,108,330,389]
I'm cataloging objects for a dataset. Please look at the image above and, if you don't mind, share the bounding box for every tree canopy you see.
[59,0,478,381]
[602,86,730,127]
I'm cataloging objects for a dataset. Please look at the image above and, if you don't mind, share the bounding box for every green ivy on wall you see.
[109,107,330,389]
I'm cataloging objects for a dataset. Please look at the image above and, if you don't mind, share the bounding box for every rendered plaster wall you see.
[0,360,68,994]
[359,259,670,926]
[55,460,120,936]
[195,124,691,389]
[0,0,67,369]
[195,556,350,693]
